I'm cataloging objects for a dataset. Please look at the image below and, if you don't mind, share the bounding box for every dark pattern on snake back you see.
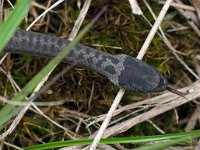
[3,30,167,92]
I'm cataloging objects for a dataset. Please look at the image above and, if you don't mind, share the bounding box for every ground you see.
[0,0,200,149]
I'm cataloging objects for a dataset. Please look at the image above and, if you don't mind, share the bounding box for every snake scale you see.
[3,30,167,92]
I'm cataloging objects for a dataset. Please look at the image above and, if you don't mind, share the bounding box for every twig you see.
[32,1,56,12]
[3,141,23,150]
[0,95,66,106]
[128,0,143,15]
[89,89,125,150]
[0,53,8,64]
[26,0,65,31]
[159,0,196,11]
[187,20,200,37]
[137,0,173,59]
[192,0,200,20]
[185,106,200,131]
[68,0,92,40]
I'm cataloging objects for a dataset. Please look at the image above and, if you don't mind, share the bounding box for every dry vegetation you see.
[0,0,200,149]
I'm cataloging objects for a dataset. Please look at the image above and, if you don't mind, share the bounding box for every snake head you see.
[113,55,167,93]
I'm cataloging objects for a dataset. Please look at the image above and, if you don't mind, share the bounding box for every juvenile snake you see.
[3,30,167,92]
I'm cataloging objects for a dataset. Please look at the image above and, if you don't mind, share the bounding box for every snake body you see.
[3,30,167,92]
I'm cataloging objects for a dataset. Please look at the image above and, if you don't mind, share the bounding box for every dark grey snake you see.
[3,30,167,92]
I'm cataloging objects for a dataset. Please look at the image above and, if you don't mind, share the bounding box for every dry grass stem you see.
[3,141,23,150]
[96,80,200,137]
[185,106,200,131]
[137,0,173,59]
[0,95,66,106]
[0,53,8,64]
[0,68,18,93]
[192,0,200,20]
[195,140,200,150]
[31,104,76,139]
[32,1,56,12]
[128,0,143,15]
[159,0,196,11]
[68,0,92,40]
[27,0,65,31]
[89,88,125,150]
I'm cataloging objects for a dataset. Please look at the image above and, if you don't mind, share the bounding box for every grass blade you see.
[24,130,200,150]
[0,0,31,52]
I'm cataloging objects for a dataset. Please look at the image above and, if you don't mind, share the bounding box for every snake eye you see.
[153,74,167,92]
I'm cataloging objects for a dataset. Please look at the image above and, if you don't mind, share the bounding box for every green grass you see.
[0,0,31,52]
[24,130,200,150]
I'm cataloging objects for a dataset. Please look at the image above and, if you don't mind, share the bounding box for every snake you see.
[3,29,167,92]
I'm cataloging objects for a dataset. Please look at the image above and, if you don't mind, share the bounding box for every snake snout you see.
[116,55,167,92]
